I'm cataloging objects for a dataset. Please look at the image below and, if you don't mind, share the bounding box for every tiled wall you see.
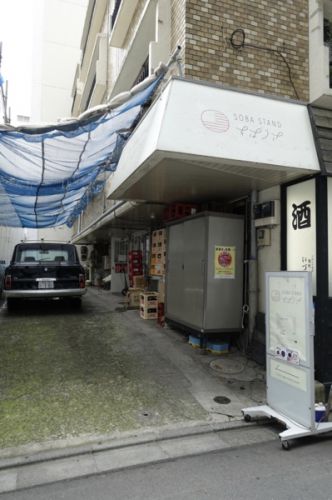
[183,0,308,100]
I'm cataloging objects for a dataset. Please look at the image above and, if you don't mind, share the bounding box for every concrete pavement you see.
[0,287,275,493]
[0,419,280,494]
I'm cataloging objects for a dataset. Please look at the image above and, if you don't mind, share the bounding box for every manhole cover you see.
[210,357,257,382]
[210,358,245,375]
[214,396,231,405]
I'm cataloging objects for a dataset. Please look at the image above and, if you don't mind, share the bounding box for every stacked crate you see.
[133,275,145,289]
[140,291,158,319]
[150,229,166,276]
[126,288,142,308]
[128,250,143,287]
[163,203,198,222]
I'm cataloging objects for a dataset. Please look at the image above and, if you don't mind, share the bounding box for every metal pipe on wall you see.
[248,190,258,343]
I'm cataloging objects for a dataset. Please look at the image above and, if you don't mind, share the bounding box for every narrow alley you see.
[0,287,265,453]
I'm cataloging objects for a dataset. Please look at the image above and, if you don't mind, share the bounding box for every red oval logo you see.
[201,110,230,133]
[218,251,232,267]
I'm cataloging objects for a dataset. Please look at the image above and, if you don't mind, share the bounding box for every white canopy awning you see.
[106,78,320,203]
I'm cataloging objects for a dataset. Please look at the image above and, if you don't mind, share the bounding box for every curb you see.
[0,418,276,494]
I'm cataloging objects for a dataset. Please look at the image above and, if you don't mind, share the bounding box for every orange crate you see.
[150,264,165,276]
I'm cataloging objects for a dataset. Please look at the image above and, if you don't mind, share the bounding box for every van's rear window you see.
[15,244,76,264]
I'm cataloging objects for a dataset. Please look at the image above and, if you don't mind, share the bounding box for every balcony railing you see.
[324,18,332,87]
[133,57,149,86]
[111,0,122,28]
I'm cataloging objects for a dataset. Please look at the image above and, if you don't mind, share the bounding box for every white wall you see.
[30,0,88,241]
[309,0,330,103]
[37,226,73,243]
[0,227,38,265]
[30,0,88,123]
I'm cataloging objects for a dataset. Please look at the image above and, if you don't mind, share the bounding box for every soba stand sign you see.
[242,271,332,450]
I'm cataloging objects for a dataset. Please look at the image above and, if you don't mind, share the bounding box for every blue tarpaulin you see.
[0,73,163,228]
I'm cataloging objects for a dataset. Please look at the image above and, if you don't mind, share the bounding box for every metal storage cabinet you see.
[166,212,244,334]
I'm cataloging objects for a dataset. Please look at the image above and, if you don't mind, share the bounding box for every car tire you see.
[7,298,20,311]
[72,298,82,309]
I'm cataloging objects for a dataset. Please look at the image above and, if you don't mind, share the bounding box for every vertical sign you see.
[286,179,316,295]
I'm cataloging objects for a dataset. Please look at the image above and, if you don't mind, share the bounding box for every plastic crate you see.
[151,229,166,241]
[127,288,142,308]
[115,263,127,273]
[140,291,158,307]
[150,263,165,276]
[133,275,145,288]
[163,203,198,221]
[128,251,142,262]
[140,306,158,319]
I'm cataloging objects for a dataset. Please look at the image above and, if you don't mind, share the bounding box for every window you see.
[15,244,76,264]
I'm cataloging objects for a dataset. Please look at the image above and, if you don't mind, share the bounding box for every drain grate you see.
[213,396,231,405]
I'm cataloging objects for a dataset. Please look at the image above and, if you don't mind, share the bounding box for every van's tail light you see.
[4,275,11,289]
[79,273,85,289]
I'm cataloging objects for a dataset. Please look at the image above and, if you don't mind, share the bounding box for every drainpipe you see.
[248,190,258,345]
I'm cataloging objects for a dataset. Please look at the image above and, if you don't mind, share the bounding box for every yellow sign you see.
[214,246,235,279]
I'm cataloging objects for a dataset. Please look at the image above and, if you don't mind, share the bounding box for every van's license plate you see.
[38,280,54,289]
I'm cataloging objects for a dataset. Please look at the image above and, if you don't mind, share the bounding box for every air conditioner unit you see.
[254,200,280,227]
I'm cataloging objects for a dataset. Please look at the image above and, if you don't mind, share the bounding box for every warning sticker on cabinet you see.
[214,246,235,279]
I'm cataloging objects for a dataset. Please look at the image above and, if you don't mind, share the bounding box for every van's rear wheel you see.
[72,298,82,309]
[7,298,20,311]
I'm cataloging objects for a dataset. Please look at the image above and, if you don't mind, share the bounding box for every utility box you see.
[165,212,244,334]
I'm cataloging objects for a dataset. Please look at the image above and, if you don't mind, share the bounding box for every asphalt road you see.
[2,437,332,500]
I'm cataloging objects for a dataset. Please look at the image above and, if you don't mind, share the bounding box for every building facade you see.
[70,0,332,383]
[0,0,88,259]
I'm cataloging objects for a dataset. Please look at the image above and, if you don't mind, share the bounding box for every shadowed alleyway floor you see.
[0,287,266,455]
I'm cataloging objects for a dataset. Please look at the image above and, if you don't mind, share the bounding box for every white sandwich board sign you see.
[242,271,332,449]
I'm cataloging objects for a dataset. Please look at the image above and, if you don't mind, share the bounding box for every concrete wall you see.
[31,0,88,123]
[309,0,330,103]
[0,228,38,265]
[37,226,73,243]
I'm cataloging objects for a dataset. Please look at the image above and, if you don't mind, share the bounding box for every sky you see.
[0,0,35,122]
